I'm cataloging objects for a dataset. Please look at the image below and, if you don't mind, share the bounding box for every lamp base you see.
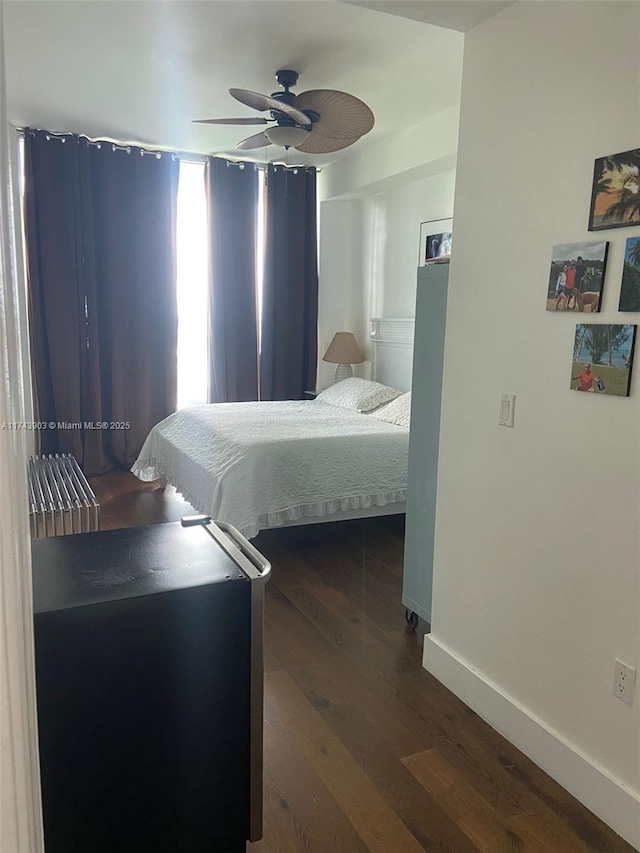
[334,364,353,383]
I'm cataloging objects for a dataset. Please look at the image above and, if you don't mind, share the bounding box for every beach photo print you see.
[546,241,609,312]
[588,147,640,231]
[619,236,640,312]
[570,324,636,397]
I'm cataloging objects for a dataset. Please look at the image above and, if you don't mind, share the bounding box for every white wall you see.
[362,170,456,320]
[0,3,43,849]
[319,104,459,201]
[317,199,367,388]
[317,170,455,388]
[317,108,459,389]
[426,2,640,846]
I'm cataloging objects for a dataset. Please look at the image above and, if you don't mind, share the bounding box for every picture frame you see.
[418,218,453,267]
[546,241,609,312]
[570,323,636,397]
[588,147,640,231]
[619,236,640,312]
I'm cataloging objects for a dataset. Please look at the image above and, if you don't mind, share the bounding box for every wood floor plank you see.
[284,539,404,632]
[397,681,526,817]
[308,686,483,853]
[359,518,406,578]
[90,474,195,530]
[402,748,458,795]
[507,811,604,853]
[263,643,282,674]
[489,741,635,853]
[266,542,390,647]
[403,749,542,853]
[264,584,432,758]
[266,670,428,853]
[268,552,424,686]
[270,561,380,653]
[249,709,372,853]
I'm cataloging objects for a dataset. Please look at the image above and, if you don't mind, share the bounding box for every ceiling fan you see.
[194,69,374,154]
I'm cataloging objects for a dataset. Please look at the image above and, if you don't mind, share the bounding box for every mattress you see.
[132,400,409,539]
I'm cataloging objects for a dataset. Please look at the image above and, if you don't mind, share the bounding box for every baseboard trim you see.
[422,634,640,850]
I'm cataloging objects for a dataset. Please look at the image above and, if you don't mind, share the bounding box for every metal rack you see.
[28,453,99,538]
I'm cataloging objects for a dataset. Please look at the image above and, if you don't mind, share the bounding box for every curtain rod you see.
[16,127,177,157]
[15,128,320,170]
[219,157,319,172]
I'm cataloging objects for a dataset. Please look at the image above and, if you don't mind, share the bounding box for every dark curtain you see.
[205,157,259,402]
[260,165,318,401]
[24,131,86,464]
[24,129,179,474]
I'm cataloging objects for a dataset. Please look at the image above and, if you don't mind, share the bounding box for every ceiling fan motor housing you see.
[271,71,301,126]
[269,109,299,128]
[274,69,299,91]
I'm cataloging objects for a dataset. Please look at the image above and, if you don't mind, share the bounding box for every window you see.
[178,161,266,405]
[176,161,208,409]
[19,140,272,411]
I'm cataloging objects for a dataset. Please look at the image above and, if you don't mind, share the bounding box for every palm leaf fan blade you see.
[193,117,269,125]
[293,90,374,140]
[236,131,271,150]
[294,133,361,154]
[229,88,311,126]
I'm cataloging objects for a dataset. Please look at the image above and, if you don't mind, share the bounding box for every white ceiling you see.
[3,1,502,165]
[342,1,512,33]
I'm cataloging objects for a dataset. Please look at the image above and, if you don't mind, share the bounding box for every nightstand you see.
[303,390,319,399]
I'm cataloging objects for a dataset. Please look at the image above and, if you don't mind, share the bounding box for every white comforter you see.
[132,400,408,539]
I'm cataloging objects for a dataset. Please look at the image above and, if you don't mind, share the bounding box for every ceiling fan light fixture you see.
[264,125,309,148]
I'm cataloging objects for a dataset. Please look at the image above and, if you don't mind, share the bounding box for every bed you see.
[132,319,415,539]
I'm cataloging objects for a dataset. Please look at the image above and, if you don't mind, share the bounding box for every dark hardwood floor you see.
[90,472,635,853]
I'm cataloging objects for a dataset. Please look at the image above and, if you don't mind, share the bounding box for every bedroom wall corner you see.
[316,91,462,391]
[317,163,457,389]
[430,2,640,847]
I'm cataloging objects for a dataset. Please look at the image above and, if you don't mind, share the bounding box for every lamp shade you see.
[322,332,364,365]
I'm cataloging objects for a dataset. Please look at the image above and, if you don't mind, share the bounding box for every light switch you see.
[499,393,515,427]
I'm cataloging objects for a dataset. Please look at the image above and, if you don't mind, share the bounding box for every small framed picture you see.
[588,147,640,231]
[546,241,609,312]
[619,236,640,312]
[571,323,636,396]
[419,218,452,266]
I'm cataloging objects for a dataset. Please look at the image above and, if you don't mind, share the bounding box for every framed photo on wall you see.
[588,147,640,231]
[619,236,640,312]
[419,218,453,266]
[570,323,636,396]
[546,240,609,312]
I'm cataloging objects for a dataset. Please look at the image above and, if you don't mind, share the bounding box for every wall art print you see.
[570,323,636,397]
[619,236,640,312]
[588,147,640,231]
[418,218,452,267]
[546,241,608,312]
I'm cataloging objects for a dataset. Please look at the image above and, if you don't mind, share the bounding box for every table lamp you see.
[322,332,364,382]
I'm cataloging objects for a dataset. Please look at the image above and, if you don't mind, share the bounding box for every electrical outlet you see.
[612,659,636,706]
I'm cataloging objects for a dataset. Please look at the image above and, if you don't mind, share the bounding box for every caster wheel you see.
[405,609,419,630]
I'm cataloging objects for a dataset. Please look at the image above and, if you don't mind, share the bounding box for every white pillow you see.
[368,392,411,428]
[316,377,401,413]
